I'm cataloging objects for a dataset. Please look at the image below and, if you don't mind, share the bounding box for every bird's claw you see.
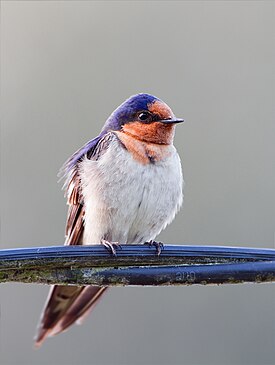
[101,239,122,256]
[144,240,164,256]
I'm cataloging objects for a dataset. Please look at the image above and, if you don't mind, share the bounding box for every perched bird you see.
[35,93,184,346]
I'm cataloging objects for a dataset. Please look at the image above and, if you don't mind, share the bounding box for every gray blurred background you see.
[1,1,275,364]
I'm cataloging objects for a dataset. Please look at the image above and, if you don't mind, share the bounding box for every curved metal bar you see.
[0,245,275,286]
[1,244,275,263]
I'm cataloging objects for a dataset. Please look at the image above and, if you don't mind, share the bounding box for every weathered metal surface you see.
[0,245,274,286]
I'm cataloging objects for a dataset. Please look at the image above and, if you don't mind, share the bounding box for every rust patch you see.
[116,131,149,164]
[148,100,173,120]
[115,131,172,165]
[122,121,175,145]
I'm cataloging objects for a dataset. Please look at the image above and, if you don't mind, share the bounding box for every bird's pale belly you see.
[80,136,183,245]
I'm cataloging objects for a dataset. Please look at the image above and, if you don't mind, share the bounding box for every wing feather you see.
[35,134,114,347]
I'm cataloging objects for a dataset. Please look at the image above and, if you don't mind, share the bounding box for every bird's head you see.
[102,93,184,144]
[61,94,183,175]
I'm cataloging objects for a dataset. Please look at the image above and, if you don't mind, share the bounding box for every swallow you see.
[35,93,184,346]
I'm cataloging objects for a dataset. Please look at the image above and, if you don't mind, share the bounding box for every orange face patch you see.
[115,131,172,165]
[122,121,175,145]
[148,100,173,120]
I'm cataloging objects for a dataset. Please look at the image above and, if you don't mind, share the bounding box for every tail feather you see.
[50,286,107,336]
[35,285,107,347]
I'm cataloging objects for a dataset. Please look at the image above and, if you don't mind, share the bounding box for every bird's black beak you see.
[159,118,184,124]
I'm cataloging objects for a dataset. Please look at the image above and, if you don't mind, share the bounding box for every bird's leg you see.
[101,239,122,256]
[144,240,164,256]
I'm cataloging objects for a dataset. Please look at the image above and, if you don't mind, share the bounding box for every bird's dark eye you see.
[138,112,152,122]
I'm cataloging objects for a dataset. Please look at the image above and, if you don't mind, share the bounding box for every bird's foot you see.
[101,239,122,256]
[144,240,164,256]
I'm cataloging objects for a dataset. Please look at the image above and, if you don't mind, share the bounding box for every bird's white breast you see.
[80,133,183,244]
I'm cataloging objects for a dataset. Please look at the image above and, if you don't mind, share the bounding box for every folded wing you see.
[35,135,115,347]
